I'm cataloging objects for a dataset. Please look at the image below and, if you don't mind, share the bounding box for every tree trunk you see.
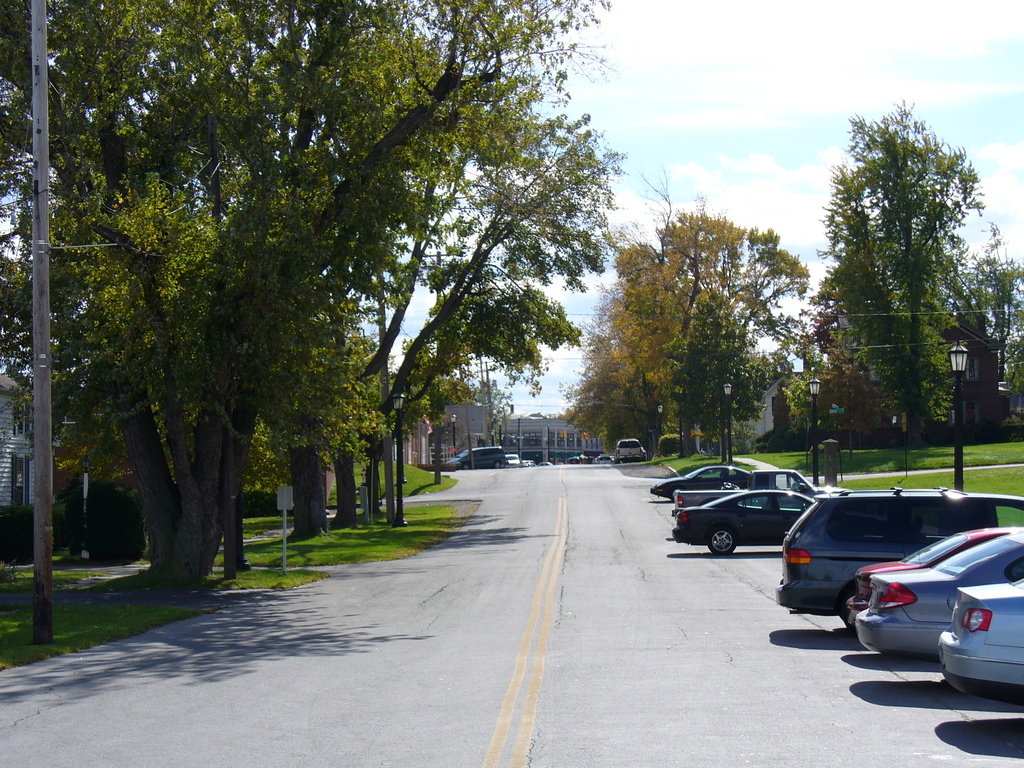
[331,452,358,529]
[290,445,327,537]
[118,392,251,576]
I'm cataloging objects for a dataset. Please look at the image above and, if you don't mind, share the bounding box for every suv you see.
[451,446,508,469]
[776,488,1024,628]
[613,439,647,464]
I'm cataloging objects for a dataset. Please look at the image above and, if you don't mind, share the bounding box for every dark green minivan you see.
[776,489,1024,629]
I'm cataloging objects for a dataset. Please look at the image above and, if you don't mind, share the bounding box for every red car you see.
[844,527,1024,626]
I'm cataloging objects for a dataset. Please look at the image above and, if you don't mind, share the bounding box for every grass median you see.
[0,604,205,670]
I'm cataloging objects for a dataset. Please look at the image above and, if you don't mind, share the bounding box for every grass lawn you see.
[82,568,328,591]
[0,604,204,670]
[241,503,465,567]
[652,442,1024,477]
[0,570,105,594]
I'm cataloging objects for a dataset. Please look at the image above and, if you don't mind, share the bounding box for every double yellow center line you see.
[481,497,568,768]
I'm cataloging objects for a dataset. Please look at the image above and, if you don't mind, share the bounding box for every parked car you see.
[940,579,1024,705]
[593,454,614,465]
[672,490,814,554]
[844,527,1024,626]
[776,488,1024,629]
[450,446,509,469]
[521,459,536,467]
[649,465,751,499]
[855,532,1024,659]
[504,454,522,467]
[660,468,819,505]
[613,439,646,463]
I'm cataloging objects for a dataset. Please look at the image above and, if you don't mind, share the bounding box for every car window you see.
[992,501,1024,526]
[1006,557,1024,582]
[900,533,969,565]
[825,498,900,542]
[936,535,1021,576]
[778,495,811,513]
[728,469,749,482]
[736,494,770,510]
[903,498,994,544]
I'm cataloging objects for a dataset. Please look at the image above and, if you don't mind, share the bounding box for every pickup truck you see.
[665,468,819,508]
[613,438,647,464]
[671,488,817,555]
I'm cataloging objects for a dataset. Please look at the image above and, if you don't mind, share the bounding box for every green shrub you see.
[0,505,35,563]
[61,480,146,561]
[658,434,680,457]
[240,489,277,518]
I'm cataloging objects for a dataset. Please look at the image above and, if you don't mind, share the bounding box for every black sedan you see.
[672,490,815,554]
[649,465,751,499]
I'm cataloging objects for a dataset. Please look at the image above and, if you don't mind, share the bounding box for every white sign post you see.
[276,486,293,574]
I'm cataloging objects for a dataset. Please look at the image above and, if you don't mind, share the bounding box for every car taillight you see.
[877,582,917,609]
[783,548,811,564]
[676,510,689,524]
[961,608,993,632]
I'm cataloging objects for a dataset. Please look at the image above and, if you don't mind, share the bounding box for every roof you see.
[0,373,19,392]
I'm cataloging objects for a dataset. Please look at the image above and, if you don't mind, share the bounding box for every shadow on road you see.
[935,718,1024,759]
[849,679,1019,715]
[768,627,861,651]
[666,550,780,560]
[840,652,936,673]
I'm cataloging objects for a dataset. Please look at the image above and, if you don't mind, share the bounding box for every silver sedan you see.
[939,579,1024,705]
[855,532,1024,660]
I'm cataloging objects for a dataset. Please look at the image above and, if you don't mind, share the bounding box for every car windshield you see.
[935,535,1022,576]
[900,533,969,565]
[682,466,718,480]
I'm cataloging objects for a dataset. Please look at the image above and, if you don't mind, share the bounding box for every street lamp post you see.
[809,376,821,485]
[392,391,407,526]
[451,412,457,451]
[949,342,968,492]
[656,404,663,457]
[723,383,733,464]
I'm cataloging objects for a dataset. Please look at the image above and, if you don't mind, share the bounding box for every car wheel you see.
[707,527,737,555]
[837,583,857,632]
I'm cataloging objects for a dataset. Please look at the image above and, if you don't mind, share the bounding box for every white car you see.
[504,454,523,467]
[593,454,614,465]
[940,579,1024,705]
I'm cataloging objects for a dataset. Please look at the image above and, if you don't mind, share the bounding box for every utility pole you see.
[378,304,395,524]
[31,0,53,644]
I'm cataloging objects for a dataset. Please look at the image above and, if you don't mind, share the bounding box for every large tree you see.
[0,0,611,575]
[823,104,983,441]
[568,201,807,452]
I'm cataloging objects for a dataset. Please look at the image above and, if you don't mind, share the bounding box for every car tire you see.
[707,526,737,555]
[837,583,857,632]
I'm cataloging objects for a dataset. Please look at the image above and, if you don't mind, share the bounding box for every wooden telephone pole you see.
[31,0,54,644]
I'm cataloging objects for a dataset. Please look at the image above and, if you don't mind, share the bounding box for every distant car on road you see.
[593,454,614,465]
[450,446,509,469]
[672,490,814,555]
[613,439,646,464]
[856,532,1024,659]
[940,578,1024,705]
[505,454,522,467]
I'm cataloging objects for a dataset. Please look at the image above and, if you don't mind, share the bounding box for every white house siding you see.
[0,375,32,506]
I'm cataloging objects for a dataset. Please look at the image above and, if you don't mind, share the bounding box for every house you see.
[0,374,32,506]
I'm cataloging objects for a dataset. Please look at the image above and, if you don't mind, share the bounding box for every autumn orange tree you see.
[568,202,809,454]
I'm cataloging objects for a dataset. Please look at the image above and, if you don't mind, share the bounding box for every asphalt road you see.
[2,465,1024,767]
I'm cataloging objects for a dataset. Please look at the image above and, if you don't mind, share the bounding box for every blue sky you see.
[493,0,1024,416]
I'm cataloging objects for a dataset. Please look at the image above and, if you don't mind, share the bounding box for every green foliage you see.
[658,433,680,457]
[60,481,146,562]
[823,104,983,436]
[240,489,279,519]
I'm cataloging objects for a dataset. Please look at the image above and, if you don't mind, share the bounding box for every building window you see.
[966,357,980,382]
[965,401,979,424]
[11,454,31,505]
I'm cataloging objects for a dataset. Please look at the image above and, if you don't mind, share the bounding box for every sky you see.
[442,0,1024,415]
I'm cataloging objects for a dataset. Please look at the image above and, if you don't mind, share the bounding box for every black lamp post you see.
[451,412,457,451]
[392,391,407,526]
[949,341,968,492]
[723,383,733,464]
[809,376,821,485]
